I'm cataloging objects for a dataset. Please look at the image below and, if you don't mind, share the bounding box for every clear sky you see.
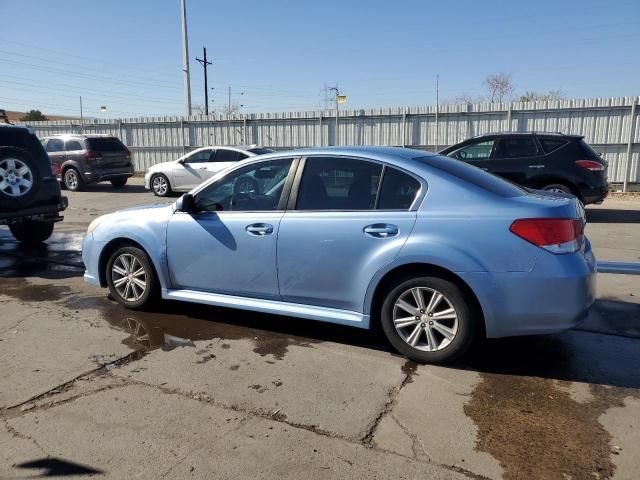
[0,0,638,118]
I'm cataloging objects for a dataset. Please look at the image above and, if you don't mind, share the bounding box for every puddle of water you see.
[0,278,72,302]
[462,335,640,479]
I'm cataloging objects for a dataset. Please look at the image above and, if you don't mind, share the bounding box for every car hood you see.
[90,203,175,242]
[147,161,176,173]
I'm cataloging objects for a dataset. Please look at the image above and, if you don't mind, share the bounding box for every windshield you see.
[417,155,526,198]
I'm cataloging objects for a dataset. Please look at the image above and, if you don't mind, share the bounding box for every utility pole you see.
[79,95,84,133]
[180,0,192,116]
[328,86,340,145]
[196,47,212,115]
[434,74,439,152]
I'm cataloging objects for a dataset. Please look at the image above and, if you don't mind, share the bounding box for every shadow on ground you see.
[586,208,640,224]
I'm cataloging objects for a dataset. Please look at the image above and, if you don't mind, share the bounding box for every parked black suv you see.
[0,125,68,244]
[439,132,608,204]
[41,134,134,191]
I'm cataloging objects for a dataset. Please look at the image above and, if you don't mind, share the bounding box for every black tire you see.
[63,168,83,191]
[106,246,158,310]
[110,177,128,188]
[0,147,43,210]
[150,173,172,197]
[9,221,55,245]
[542,183,573,195]
[380,276,478,364]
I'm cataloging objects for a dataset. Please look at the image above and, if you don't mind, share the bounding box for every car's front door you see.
[173,149,214,190]
[166,157,296,299]
[277,156,421,313]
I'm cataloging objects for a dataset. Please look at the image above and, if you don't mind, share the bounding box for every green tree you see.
[20,109,48,121]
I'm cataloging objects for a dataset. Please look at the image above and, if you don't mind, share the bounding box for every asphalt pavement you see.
[1,178,639,479]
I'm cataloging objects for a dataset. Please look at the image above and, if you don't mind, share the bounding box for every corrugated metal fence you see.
[20,95,640,185]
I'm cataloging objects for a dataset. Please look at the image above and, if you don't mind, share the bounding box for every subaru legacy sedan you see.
[83,147,596,363]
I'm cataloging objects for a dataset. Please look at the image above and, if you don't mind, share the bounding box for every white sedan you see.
[144,145,273,196]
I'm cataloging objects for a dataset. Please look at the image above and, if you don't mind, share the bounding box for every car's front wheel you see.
[9,221,55,245]
[106,246,158,309]
[380,276,477,364]
[150,174,171,197]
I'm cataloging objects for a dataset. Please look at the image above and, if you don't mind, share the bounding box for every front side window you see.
[46,139,64,152]
[494,137,539,158]
[185,149,213,164]
[196,158,293,212]
[448,140,494,162]
[213,149,240,163]
[65,140,82,151]
[377,167,421,210]
[296,157,382,210]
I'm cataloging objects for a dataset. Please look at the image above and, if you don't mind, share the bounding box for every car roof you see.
[42,134,118,139]
[468,131,583,139]
[253,146,433,162]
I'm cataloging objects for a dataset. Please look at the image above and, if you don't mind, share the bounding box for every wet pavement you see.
[1,181,639,479]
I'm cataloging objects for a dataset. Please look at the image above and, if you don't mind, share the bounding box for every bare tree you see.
[483,73,514,103]
[223,101,242,117]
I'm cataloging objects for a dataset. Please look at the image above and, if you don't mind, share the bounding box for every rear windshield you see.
[247,147,275,155]
[87,137,128,152]
[417,155,526,197]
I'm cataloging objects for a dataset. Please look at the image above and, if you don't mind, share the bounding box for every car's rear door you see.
[486,135,543,185]
[276,156,421,315]
[202,148,246,180]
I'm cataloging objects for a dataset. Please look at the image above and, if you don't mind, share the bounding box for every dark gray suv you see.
[42,134,134,191]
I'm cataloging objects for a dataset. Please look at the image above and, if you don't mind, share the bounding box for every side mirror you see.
[178,193,198,213]
[177,158,185,164]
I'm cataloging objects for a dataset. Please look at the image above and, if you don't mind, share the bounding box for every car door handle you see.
[364,224,399,238]
[528,165,545,169]
[246,223,274,236]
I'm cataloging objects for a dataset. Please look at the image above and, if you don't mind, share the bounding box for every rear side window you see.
[377,167,421,210]
[539,138,568,153]
[87,137,127,152]
[493,137,539,158]
[65,140,82,151]
[576,139,601,160]
[214,149,240,162]
[46,139,64,152]
[296,157,382,210]
[419,155,525,198]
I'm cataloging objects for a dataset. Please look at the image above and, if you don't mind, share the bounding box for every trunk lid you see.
[87,137,131,167]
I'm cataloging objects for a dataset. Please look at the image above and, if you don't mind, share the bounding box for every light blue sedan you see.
[82,147,596,363]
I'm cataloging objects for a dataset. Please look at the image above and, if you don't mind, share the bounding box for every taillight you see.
[51,163,61,175]
[510,218,584,254]
[84,151,99,161]
[575,160,604,171]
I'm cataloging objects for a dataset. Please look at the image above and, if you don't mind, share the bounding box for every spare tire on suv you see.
[0,125,67,244]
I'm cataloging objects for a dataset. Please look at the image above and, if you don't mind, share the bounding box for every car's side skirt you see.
[163,289,370,329]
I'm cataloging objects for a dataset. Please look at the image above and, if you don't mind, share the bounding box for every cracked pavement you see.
[1,180,639,479]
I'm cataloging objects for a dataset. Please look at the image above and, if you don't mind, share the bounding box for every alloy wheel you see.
[393,287,459,352]
[152,175,168,195]
[0,158,33,197]
[65,170,79,190]
[111,253,148,302]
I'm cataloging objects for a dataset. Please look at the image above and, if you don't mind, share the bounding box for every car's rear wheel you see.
[110,177,128,188]
[542,183,573,195]
[380,276,477,364]
[106,246,158,309]
[63,168,82,191]
[151,174,171,197]
[9,221,55,245]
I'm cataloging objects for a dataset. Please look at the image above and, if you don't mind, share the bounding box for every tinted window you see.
[418,155,525,198]
[494,137,538,158]
[378,167,421,210]
[87,137,127,152]
[65,140,82,151]
[185,149,212,163]
[237,152,249,160]
[576,139,601,160]
[539,138,567,153]
[247,147,275,155]
[196,158,293,212]
[214,149,240,163]
[296,157,382,210]
[46,139,64,152]
[448,140,494,162]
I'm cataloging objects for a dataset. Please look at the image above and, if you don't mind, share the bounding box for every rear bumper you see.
[581,185,608,205]
[81,164,134,183]
[460,246,597,338]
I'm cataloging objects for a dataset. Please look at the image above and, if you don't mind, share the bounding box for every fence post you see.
[318,113,323,147]
[507,103,513,132]
[402,109,407,147]
[180,119,186,155]
[623,97,638,192]
[243,116,248,144]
